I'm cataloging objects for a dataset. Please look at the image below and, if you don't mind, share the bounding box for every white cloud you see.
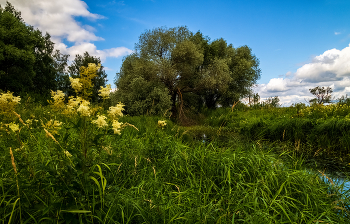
[57,42,133,62]
[294,46,350,82]
[335,32,341,35]
[0,0,132,62]
[265,78,289,92]
[2,0,103,43]
[255,44,350,106]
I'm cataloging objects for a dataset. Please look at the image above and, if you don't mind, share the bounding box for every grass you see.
[1,102,350,223]
[200,103,350,173]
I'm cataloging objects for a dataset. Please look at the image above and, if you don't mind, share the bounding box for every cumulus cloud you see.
[2,0,104,43]
[57,42,133,62]
[294,46,350,82]
[256,44,350,106]
[265,78,289,92]
[0,0,132,62]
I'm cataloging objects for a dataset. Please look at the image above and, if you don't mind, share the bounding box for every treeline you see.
[0,2,107,102]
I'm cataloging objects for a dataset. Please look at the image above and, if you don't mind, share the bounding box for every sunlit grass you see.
[1,103,350,223]
[1,90,350,223]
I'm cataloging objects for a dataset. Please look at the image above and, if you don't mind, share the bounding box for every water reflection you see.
[318,172,350,194]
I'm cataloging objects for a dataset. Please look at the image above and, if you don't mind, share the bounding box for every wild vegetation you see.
[2,88,350,223]
[2,2,350,223]
[201,95,350,172]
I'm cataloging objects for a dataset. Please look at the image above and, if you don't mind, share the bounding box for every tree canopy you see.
[114,26,261,117]
[0,2,108,103]
[0,2,64,98]
[309,86,333,104]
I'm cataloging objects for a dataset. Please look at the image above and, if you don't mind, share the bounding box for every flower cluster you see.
[64,150,72,157]
[91,103,125,134]
[112,120,123,134]
[108,103,125,119]
[77,100,91,117]
[41,119,62,136]
[69,77,83,93]
[98,84,112,100]
[0,91,21,114]
[92,115,108,128]
[50,90,65,111]
[63,96,83,115]
[8,122,19,132]
[79,63,101,99]
[158,120,167,129]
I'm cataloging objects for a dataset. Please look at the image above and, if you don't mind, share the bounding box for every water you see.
[318,172,350,194]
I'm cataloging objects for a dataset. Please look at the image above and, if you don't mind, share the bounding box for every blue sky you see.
[3,0,350,105]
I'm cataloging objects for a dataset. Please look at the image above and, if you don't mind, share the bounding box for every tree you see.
[68,52,107,102]
[113,53,172,116]
[200,38,261,108]
[0,2,66,98]
[115,26,260,117]
[53,50,70,96]
[309,86,333,104]
[248,92,260,105]
[263,96,280,108]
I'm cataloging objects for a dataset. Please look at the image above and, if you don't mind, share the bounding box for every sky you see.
[2,0,350,105]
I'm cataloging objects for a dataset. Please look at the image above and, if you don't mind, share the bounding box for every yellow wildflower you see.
[112,120,123,135]
[51,90,65,102]
[92,115,108,128]
[26,119,33,128]
[69,77,83,93]
[108,103,124,118]
[8,122,19,132]
[0,91,21,114]
[77,100,91,117]
[41,119,62,135]
[98,84,112,100]
[158,120,167,129]
[68,96,82,108]
[50,90,65,110]
[79,63,101,100]
[64,150,72,157]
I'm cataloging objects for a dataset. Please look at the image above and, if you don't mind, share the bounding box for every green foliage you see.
[262,96,281,108]
[0,2,67,100]
[68,52,108,102]
[337,94,350,105]
[111,76,171,116]
[1,101,349,223]
[115,26,261,118]
[203,102,350,162]
[309,86,333,104]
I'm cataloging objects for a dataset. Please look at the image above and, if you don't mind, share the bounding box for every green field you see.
[1,95,350,224]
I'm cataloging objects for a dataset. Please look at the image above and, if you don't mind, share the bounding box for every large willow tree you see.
[114,26,260,116]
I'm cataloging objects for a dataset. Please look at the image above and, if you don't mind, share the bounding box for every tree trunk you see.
[205,93,217,109]
[171,91,177,118]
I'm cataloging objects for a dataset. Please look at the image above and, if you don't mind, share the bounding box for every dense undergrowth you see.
[1,95,350,223]
[202,102,350,173]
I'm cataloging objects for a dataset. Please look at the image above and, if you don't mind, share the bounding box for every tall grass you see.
[1,102,350,223]
[202,103,350,163]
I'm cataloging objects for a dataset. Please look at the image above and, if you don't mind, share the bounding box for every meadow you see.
[202,101,350,173]
[1,89,350,223]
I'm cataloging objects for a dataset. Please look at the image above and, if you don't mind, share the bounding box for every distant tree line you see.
[0,2,107,102]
